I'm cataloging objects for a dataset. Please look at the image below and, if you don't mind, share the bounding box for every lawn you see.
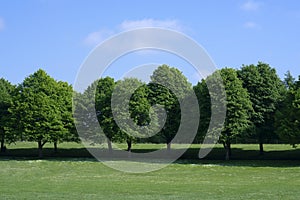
[0,159,300,199]
[1,143,300,199]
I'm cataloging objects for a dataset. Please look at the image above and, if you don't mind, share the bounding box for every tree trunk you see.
[227,142,232,157]
[222,142,226,149]
[225,148,230,161]
[54,141,58,153]
[259,142,264,155]
[1,133,5,153]
[107,138,112,153]
[126,140,132,152]
[38,141,43,158]
[167,142,171,151]
[223,141,231,160]
[38,140,47,158]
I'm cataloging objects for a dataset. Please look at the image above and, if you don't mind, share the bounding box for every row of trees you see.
[195,63,285,159]
[1,63,300,159]
[74,65,192,152]
[0,70,77,157]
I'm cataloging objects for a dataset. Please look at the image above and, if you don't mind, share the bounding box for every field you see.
[1,159,300,199]
[1,143,300,199]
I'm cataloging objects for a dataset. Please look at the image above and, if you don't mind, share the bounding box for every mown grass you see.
[0,159,300,199]
[1,143,300,199]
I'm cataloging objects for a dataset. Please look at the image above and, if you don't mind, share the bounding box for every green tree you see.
[78,77,156,153]
[193,79,211,144]
[148,64,192,150]
[284,71,295,89]
[73,81,106,148]
[238,62,284,154]
[10,69,73,158]
[275,74,300,147]
[51,81,78,152]
[209,68,252,160]
[112,78,157,152]
[0,78,16,152]
[95,77,117,152]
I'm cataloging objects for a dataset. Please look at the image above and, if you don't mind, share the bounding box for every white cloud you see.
[0,17,5,31]
[243,21,259,29]
[83,29,114,46]
[83,19,184,47]
[241,0,262,11]
[119,19,183,32]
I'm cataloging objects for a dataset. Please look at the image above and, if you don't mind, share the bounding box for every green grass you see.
[0,159,300,199]
[1,143,300,199]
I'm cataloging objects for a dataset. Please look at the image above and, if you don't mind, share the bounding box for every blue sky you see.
[0,0,300,86]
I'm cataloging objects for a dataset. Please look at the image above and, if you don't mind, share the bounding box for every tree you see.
[95,77,117,152]
[74,81,104,146]
[112,78,157,152]
[0,78,16,152]
[193,79,211,144]
[275,74,300,147]
[208,68,252,160]
[148,65,192,150]
[284,71,295,89]
[51,81,78,152]
[10,69,72,158]
[237,62,285,154]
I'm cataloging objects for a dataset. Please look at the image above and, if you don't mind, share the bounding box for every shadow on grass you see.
[0,146,300,167]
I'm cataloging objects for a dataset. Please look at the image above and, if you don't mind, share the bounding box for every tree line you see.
[1,63,300,159]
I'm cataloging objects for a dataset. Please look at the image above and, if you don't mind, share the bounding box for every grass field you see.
[1,159,300,199]
[1,143,300,199]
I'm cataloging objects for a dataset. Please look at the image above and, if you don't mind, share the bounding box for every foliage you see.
[90,77,117,151]
[1,63,300,159]
[148,64,192,150]
[9,69,75,157]
[193,80,211,143]
[237,62,285,153]
[206,68,252,159]
[112,78,155,151]
[0,78,16,152]
[53,81,78,146]
[275,75,300,147]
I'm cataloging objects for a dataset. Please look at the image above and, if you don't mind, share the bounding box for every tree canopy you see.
[1,63,300,160]
[0,78,16,152]
[148,65,193,150]
[213,68,252,159]
[9,69,76,157]
[275,75,300,147]
[238,62,285,154]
